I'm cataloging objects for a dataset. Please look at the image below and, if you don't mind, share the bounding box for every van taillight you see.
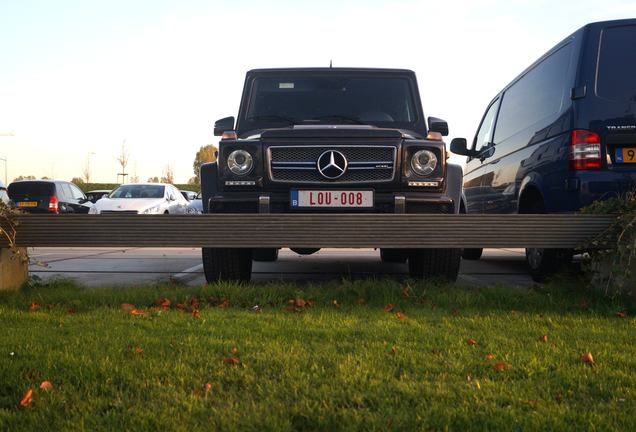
[569,129,601,170]
[48,196,59,213]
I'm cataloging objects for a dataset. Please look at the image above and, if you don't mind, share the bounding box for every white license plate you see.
[291,190,374,208]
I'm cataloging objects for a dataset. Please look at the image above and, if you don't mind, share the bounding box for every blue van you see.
[450,19,636,281]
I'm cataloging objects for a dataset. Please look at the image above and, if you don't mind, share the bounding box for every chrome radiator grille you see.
[268,145,396,184]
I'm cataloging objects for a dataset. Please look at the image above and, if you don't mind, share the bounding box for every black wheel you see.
[202,248,252,282]
[524,201,573,282]
[380,248,408,263]
[462,248,483,260]
[408,248,461,281]
[252,248,279,262]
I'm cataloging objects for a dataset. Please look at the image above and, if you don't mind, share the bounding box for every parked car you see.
[7,180,93,214]
[451,18,636,281]
[180,190,197,201]
[186,192,203,214]
[86,189,111,204]
[0,180,12,207]
[90,183,189,214]
[200,67,464,282]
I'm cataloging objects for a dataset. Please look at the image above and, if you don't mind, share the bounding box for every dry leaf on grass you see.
[485,353,495,360]
[191,309,200,318]
[396,311,406,321]
[580,352,595,364]
[332,300,340,308]
[223,357,240,365]
[154,298,171,309]
[384,304,394,312]
[539,335,549,343]
[120,303,135,311]
[467,339,477,346]
[401,285,412,298]
[19,388,33,407]
[492,362,510,371]
[616,311,627,318]
[130,309,146,316]
[39,381,53,391]
[390,346,397,354]
[29,303,40,312]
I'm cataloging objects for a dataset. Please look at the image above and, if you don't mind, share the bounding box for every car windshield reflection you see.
[109,185,165,199]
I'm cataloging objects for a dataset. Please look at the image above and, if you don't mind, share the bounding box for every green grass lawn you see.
[0,277,634,431]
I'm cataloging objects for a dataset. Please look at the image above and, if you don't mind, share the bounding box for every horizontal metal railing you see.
[0,214,616,249]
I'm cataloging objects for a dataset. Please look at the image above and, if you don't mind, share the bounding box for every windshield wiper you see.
[310,115,365,125]
[247,115,298,125]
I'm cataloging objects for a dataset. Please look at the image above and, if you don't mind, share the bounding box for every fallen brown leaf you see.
[401,285,412,298]
[218,298,230,309]
[223,357,240,365]
[485,353,495,360]
[580,352,595,364]
[189,296,200,309]
[67,308,77,315]
[134,347,144,354]
[155,297,171,309]
[539,335,549,343]
[130,309,146,316]
[467,339,477,346]
[288,298,307,308]
[39,381,53,391]
[29,303,40,312]
[332,300,340,308]
[616,311,627,318]
[175,303,186,311]
[492,362,510,371]
[191,309,200,318]
[231,347,238,354]
[396,311,406,321]
[120,303,135,311]
[384,304,394,312]
[19,388,33,407]
[390,346,397,354]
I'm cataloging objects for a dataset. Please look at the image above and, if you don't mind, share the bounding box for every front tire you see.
[202,248,252,283]
[408,248,461,281]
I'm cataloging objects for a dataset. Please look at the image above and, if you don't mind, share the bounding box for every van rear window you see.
[8,181,55,196]
[597,25,636,101]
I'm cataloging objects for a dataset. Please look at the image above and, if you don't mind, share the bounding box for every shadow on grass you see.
[0,273,631,317]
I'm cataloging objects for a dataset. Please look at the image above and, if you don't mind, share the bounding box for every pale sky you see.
[1,0,635,184]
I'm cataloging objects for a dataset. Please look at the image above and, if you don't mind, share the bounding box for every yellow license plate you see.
[616,147,636,163]
[17,201,38,207]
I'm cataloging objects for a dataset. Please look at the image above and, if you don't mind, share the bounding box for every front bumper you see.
[208,191,455,214]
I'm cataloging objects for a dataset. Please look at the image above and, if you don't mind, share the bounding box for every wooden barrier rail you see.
[0,214,616,249]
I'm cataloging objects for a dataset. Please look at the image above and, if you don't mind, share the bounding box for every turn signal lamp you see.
[426,131,443,141]
[221,131,238,140]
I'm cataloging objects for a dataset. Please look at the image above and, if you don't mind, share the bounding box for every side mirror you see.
[168,194,175,201]
[428,116,449,136]
[450,138,479,157]
[214,116,235,136]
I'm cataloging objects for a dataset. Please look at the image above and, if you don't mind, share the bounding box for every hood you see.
[95,197,165,212]
[260,125,403,140]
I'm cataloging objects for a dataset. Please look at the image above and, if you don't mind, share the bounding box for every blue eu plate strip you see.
[616,148,624,163]
[290,190,299,208]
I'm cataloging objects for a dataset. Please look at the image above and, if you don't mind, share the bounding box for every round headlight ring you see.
[228,150,254,176]
[411,149,437,176]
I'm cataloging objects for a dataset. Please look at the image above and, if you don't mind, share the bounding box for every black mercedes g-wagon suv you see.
[200,68,463,282]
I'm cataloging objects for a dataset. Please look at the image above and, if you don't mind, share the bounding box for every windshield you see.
[109,185,165,199]
[241,75,418,132]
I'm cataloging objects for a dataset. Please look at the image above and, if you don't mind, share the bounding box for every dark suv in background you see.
[452,18,636,281]
[8,180,93,214]
[201,68,464,282]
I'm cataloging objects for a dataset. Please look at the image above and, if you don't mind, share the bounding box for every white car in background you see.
[89,183,189,214]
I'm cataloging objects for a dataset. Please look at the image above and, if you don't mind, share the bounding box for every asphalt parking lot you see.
[28,247,535,287]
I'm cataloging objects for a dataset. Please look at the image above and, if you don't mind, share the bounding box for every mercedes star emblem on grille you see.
[317,150,348,179]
